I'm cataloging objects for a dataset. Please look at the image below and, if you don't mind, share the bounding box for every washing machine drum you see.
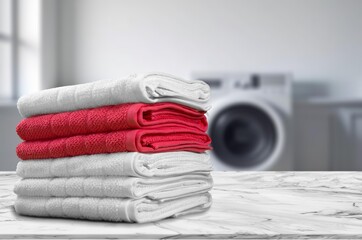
[210,104,279,168]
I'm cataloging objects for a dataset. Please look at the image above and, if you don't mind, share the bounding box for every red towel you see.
[16,103,207,141]
[16,128,211,160]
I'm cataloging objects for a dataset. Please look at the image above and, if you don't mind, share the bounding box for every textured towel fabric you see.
[17,72,211,118]
[14,174,213,200]
[16,128,211,160]
[14,193,212,223]
[16,152,212,178]
[16,103,207,141]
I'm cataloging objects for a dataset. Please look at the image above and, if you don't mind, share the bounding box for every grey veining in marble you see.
[0,171,362,239]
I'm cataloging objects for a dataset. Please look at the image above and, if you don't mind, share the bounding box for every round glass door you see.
[210,104,277,167]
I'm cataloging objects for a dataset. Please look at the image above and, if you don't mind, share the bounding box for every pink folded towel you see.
[17,128,212,160]
[17,103,207,141]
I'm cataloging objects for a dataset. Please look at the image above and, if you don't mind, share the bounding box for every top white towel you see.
[17,72,211,117]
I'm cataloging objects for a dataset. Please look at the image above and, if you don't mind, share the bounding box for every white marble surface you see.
[0,171,362,239]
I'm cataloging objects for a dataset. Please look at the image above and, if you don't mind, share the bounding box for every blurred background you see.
[1,0,362,171]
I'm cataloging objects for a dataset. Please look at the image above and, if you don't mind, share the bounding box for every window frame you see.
[11,0,19,100]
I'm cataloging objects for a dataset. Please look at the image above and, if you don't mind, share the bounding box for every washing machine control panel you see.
[234,74,260,89]
[198,73,290,96]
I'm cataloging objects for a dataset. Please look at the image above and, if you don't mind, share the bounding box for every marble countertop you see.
[0,171,362,239]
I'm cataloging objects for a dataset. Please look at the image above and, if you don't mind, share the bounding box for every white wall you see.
[2,0,362,171]
[0,104,22,171]
[57,0,362,91]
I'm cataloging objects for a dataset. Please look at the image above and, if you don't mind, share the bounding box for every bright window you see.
[0,0,42,100]
[0,0,13,100]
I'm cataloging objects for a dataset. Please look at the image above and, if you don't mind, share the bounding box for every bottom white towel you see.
[15,193,212,223]
[14,174,213,200]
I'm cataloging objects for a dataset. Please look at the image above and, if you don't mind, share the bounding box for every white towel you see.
[16,152,212,178]
[14,174,213,200]
[17,72,211,117]
[15,193,212,223]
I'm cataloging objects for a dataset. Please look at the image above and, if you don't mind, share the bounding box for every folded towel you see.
[17,72,211,118]
[16,103,207,141]
[16,152,212,178]
[16,128,211,160]
[14,193,212,223]
[14,174,213,200]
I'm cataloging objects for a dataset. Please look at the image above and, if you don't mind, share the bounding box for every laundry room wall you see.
[57,0,362,97]
[1,0,362,170]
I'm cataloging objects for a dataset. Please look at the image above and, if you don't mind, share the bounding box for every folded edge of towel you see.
[14,174,213,200]
[16,128,211,160]
[16,102,208,141]
[16,152,212,178]
[17,72,211,118]
[14,193,212,223]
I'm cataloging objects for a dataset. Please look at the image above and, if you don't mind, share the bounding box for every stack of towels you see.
[14,73,213,223]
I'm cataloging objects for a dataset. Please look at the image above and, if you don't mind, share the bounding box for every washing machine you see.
[193,73,294,170]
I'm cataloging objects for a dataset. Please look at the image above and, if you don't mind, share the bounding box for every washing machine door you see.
[208,96,285,170]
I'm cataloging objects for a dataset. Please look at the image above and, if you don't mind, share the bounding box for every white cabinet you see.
[331,108,362,170]
[295,101,362,171]
[294,103,332,170]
